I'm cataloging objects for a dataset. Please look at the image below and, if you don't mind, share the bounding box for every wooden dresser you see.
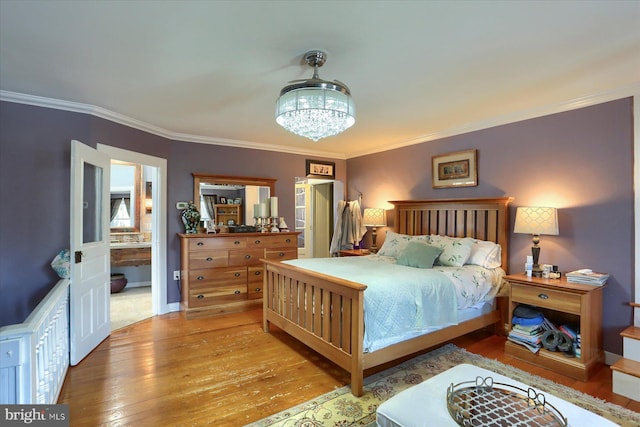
[178,232,299,318]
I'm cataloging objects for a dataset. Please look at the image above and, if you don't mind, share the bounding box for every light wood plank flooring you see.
[58,309,640,426]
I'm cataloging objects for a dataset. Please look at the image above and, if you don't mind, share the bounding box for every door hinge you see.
[75,251,83,263]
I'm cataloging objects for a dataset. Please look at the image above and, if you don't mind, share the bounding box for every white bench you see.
[376,363,616,427]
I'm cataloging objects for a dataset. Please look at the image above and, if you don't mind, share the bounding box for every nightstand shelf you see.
[505,274,605,381]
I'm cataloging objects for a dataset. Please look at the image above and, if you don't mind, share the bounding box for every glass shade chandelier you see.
[275,50,355,142]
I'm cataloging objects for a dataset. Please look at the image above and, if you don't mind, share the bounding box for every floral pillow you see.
[377,231,421,258]
[429,235,473,267]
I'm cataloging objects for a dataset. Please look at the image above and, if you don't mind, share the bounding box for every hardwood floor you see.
[58,308,639,426]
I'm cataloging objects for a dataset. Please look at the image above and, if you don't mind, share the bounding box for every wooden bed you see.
[262,197,512,396]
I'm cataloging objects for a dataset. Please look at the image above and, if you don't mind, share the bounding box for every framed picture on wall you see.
[432,149,478,188]
[306,159,335,179]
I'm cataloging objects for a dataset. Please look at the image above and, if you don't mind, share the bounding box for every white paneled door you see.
[70,140,111,365]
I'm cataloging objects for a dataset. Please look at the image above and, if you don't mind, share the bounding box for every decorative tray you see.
[446,376,568,426]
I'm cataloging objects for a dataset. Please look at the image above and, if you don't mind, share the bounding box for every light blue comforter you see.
[283,256,458,352]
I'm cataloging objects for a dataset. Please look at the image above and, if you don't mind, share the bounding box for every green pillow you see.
[396,242,443,269]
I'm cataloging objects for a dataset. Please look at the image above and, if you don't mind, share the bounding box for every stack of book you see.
[566,269,609,286]
[508,315,556,354]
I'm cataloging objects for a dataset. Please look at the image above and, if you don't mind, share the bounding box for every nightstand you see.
[504,274,605,381]
[339,249,371,257]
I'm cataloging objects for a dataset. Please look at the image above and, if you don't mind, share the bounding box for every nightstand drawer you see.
[511,284,581,314]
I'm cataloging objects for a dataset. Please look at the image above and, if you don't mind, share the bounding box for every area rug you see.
[245,343,640,427]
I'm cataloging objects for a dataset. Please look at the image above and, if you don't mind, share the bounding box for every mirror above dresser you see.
[192,173,276,231]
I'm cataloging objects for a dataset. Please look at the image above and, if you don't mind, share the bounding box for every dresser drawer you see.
[229,249,264,266]
[189,284,247,307]
[189,267,246,288]
[189,250,228,269]
[264,248,297,261]
[511,283,581,314]
[247,235,297,248]
[247,266,263,299]
[189,237,246,251]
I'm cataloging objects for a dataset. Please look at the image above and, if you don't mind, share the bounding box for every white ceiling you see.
[1,1,639,159]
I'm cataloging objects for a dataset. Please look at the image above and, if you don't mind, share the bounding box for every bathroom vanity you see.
[110,242,151,267]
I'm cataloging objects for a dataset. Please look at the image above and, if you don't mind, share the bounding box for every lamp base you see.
[532,265,543,278]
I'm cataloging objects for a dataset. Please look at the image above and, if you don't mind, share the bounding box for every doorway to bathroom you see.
[97,144,169,330]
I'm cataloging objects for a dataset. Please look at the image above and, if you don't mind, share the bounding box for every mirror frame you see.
[111,161,142,233]
[193,173,277,215]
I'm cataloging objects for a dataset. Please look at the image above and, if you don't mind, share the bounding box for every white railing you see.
[0,279,70,404]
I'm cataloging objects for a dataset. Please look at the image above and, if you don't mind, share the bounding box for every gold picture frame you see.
[432,149,478,188]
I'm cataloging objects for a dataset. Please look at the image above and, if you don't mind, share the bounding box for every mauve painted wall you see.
[347,98,634,354]
[0,98,633,355]
[0,101,345,326]
[0,103,90,324]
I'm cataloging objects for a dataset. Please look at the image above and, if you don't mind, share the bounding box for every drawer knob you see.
[279,252,285,257]
[206,257,213,261]
[234,290,241,295]
[254,271,261,276]
[254,287,261,292]
[286,238,291,243]
[197,294,204,299]
[197,242,204,246]
[234,241,240,245]
[245,254,251,259]
[234,272,241,277]
[197,276,204,280]
[254,239,261,244]
[538,293,549,300]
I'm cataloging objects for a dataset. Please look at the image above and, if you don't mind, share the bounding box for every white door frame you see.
[634,94,639,326]
[97,144,172,315]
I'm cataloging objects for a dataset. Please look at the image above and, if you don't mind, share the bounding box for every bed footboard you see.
[262,259,368,396]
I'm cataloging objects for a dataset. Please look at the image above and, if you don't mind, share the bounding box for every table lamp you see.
[513,206,559,277]
[363,208,387,253]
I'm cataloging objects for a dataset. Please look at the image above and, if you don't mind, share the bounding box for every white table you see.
[376,363,616,427]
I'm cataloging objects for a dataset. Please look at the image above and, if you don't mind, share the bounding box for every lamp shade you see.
[513,207,559,235]
[363,208,387,227]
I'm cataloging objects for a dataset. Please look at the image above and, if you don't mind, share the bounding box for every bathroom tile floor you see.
[110,286,152,331]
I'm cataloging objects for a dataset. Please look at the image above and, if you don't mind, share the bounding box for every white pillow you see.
[429,235,473,267]
[467,239,502,268]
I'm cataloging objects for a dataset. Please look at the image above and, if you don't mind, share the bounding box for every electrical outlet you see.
[176,202,188,209]
[173,270,180,280]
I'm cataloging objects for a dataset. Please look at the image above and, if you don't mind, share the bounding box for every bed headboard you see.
[389,197,513,270]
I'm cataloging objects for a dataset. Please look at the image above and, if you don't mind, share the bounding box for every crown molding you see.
[345,82,640,159]
[0,90,346,160]
[3,84,638,160]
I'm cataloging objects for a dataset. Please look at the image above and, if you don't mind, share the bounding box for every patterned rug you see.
[245,344,640,427]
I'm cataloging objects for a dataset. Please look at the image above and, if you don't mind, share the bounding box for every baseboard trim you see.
[125,281,152,288]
